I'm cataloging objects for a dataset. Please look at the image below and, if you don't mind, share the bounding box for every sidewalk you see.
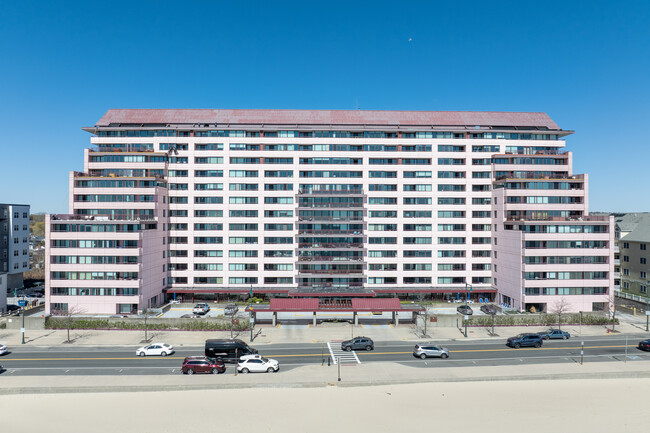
[0,321,646,347]
[1,357,649,395]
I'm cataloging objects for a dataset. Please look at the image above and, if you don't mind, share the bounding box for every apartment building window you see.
[438,264,465,271]
[369,211,397,218]
[369,263,397,270]
[195,237,223,244]
[229,277,258,284]
[229,250,258,257]
[622,282,629,289]
[641,244,647,250]
[641,285,648,293]
[230,197,258,204]
[229,264,258,271]
[14,212,19,218]
[622,242,629,249]
[642,258,647,265]
[623,255,630,262]
[369,171,397,178]
[623,269,630,276]
[641,271,647,279]
[368,250,397,258]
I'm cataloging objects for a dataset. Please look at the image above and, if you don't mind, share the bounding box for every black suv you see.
[506,333,543,349]
[341,336,374,351]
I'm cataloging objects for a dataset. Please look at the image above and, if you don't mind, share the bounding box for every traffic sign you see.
[18,300,27,307]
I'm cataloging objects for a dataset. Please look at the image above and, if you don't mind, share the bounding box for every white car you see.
[136,343,174,357]
[0,344,7,356]
[237,356,279,373]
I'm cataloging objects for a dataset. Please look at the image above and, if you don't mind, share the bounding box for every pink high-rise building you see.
[44,109,614,315]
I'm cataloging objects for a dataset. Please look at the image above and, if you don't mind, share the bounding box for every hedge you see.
[45,317,250,331]
[467,313,618,327]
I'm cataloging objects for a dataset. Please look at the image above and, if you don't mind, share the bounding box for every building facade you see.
[619,217,650,298]
[0,203,31,313]
[45,109,614,314]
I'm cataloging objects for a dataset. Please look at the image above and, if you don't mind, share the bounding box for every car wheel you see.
[534,342,541,348]
[419,353,427,360]
[242,368,250,374]
[187,369,194,375]
[267,367,274,373]
[212,368,219,374]
[563,335,569,340]
[161,351,167,357]
[138,352,145,357]
[365,345,372,351]
[514,343,521,349]
[543,336,550,340]
[441,353,448,359]
[345,346,352,352]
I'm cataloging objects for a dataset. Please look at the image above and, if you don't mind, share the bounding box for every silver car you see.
[413,343,449,359]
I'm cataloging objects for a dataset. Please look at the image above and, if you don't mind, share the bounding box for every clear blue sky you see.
[1,0,648,213]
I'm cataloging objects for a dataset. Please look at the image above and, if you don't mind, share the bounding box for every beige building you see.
[619,215,650,298]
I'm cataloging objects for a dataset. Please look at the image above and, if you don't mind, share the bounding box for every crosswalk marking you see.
[327,341,360,365]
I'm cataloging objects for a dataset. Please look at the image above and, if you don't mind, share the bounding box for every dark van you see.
[204,339,258,363]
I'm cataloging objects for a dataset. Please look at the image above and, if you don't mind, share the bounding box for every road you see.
[1,335,649,376]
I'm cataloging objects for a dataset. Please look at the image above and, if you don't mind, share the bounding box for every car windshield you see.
[514,334,525,338]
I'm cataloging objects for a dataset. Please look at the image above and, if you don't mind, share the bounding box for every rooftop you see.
[621,217,650,243]
[93,109,563,130]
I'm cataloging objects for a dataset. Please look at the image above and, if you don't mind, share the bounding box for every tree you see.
[53,305,85,343]
[141,308,156,343]
[550,297,570,331]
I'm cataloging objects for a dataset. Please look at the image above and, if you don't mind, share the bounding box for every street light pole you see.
[249,285,254,343]
[21,290,25,344]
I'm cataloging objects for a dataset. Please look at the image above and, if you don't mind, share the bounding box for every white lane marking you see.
[327,342,360,365]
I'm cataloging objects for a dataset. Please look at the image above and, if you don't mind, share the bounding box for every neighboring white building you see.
[45,109,614,314]
[1,203,31,313]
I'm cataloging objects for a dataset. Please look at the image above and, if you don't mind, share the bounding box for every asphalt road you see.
[1,336,649,376]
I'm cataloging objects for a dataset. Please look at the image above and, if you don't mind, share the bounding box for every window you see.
[641,244,647,250]
[642,258,647,265]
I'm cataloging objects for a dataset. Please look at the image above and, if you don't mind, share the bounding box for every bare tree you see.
[550,297,570,331]
[141,308,157,343]
[53,305,86,344]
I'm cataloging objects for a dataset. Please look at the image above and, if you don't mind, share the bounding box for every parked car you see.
[457,305,473,316]
[182,356,226,375]
[0,344,7,356]
[413,343,449,359]
[480,304,498,315]
[169,299,181,305]
[193,303,210,315]
[537,329,571,340]
[224,303,239,316]
[638,339,650,351]
[136,343,175,357]
[341,336,374,352]
[237,356,279,373]
[506,333,543,349]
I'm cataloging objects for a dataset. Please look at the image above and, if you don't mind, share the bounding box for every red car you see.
[182,356,226,375]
